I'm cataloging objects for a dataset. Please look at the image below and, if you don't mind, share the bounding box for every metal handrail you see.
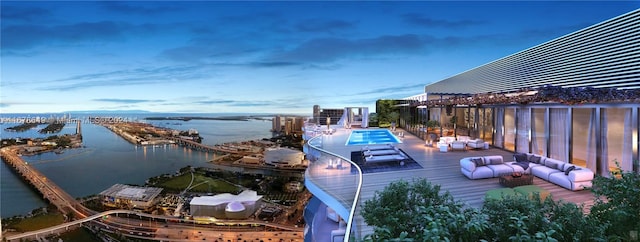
[306,132,363,241]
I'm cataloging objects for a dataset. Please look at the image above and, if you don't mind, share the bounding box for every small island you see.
[39,123,65,134]
[5,123,39,132]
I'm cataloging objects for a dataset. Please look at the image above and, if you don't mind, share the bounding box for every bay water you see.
[1,113,275,218]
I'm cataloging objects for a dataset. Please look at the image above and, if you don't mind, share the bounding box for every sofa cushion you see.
[488,164,514,176]
[548,172,574,190]
[564,166,576,175]
[545,158,565,169]
[528,155,542,164]
[544,162,557,169]
[473,166,495,179]
[568,167,594,182]
[514,153,527,162]
[457,136,471,142]
[489,157,503,165]
[472,158,485,166]
[470,139,483,144]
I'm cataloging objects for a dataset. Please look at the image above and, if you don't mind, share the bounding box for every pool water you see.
[346,129,402,146]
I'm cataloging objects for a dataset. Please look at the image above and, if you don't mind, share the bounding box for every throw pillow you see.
[514,153,527,162]
[490,158,503,165]
[545,162,555,169]
[528,156,541,164]
[471,158,484,167]
[564,166,576,175]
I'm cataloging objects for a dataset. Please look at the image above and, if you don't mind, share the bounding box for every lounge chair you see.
[451,141,466,151]
[363,148,400,156]
[467,139,485,149]
[361,144,395,151]
[365,153,407,163]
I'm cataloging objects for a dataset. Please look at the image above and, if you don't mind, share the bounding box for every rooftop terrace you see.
[305,127,596,240]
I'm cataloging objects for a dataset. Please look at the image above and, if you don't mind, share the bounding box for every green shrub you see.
[482,194,605,241]
[361,178,487,241]
[361,168,640,242]
[589,162,640,240]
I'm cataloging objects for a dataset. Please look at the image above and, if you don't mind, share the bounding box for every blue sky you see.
[1,1,638,114]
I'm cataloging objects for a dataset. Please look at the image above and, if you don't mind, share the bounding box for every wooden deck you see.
[316,128,596,239]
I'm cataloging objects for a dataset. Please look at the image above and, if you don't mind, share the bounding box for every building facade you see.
[99,184,163,211]
[189,190,262,219]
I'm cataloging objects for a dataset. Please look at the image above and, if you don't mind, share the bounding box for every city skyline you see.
[2,1,639,114]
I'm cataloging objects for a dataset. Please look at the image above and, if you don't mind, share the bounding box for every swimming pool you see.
[346,129,402,146]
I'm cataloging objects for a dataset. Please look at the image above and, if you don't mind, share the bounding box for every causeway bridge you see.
[0,146,89,219]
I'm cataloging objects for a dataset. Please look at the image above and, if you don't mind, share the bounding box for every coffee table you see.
[499,173,533,188]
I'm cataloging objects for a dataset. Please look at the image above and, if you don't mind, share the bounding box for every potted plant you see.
[449,116,457,129]
[426,120,440,131]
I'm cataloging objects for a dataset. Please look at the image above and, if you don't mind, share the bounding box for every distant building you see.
[272,115,284,132]
[312,105,369,128]
[272,115,305,135]
[40,141,57,146]
[313,105,343,125]
[264,148,304,166]
[241,154,262,164]
[99,184,163,211]
[189,190,262,219]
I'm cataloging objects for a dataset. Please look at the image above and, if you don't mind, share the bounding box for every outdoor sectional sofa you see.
[509,153,594,191]
[460,155,519,179]
[460,153,595,191]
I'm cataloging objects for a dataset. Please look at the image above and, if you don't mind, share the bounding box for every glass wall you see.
[603,108,634,172]
[399,104,418,137]
[481,108,494,144]
[531,108,546,156]
[549,108,568,161]
[463,107,478,138]
[442,107,456,137]
[516,108,530,153]
[572,108,593,168]
[453,107,467,137]
[494,108,504,148]
[426,107,443,139]
[504,108,516,151]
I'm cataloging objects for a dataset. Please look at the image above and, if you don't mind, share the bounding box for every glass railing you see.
[303,125,363,241]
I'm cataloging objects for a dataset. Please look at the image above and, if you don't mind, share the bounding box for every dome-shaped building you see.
[190,190,262,219]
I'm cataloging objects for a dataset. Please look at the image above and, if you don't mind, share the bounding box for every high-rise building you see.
[272,115,283,132]
[312,105,344,125]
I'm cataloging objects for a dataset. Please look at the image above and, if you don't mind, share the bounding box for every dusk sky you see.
[1,1,639,114]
